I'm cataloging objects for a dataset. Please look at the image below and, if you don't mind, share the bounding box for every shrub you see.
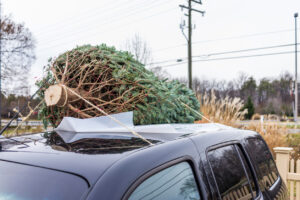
[243,97,255,119]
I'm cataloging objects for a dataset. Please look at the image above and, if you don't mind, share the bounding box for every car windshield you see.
[0,160,88,200]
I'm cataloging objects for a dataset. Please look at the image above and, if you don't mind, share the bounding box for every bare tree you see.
[1,15,35,95]
[150,66,170,80]
[123,33,171,80]
[234,72,248,91]
[124,33,152,65]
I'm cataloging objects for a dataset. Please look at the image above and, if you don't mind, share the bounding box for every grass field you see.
[1,126,44,137]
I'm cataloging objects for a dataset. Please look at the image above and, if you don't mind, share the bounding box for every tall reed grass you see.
[245,122,287,155]
[196,90,287,153]
[197,90,247,126]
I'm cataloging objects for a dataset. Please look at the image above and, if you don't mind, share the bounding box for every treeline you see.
[177,72,294,118]
[0,71,295,120]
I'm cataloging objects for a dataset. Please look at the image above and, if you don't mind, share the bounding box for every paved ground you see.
[239,120,300,134]
[1,119,43,127]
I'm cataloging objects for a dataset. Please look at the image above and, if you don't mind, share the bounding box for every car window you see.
[236,146,258,198]
[0,160,88,200]
[128,162,201,200]
[208,145,253,200]
[245,138,279,189]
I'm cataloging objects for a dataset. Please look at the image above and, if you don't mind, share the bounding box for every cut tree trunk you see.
[44,84,77,107]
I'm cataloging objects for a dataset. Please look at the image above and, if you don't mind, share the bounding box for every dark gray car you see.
[0,128,287,200]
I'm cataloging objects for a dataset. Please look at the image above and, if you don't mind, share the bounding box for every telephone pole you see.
[0,0,2,128]
[295,13,298,122]
[179,0,205,89]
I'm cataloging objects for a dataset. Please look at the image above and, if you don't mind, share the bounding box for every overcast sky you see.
[2,0,300,92]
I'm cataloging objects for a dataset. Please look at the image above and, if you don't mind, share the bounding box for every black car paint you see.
[85,137,202,200]
[0,129,288,200]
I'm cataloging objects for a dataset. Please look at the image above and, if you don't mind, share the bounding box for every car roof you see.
[0,132,158,186]
[0,124,259,187]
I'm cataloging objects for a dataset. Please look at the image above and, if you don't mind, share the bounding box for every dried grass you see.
[2,126,45,137]
[196,90,247,126]
[243,122,288,155]
[196,90,287,154]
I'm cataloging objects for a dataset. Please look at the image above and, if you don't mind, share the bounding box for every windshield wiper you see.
[0,136,30,150]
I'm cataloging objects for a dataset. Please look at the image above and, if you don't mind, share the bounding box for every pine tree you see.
[243,97,255,119]
[37,44,201,127]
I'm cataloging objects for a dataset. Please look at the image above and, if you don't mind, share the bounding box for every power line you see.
[148,43,299,65]
[148,58,182,66]
[194,43,299,58]
[195,50,299,62]
[35,8,300,58]
[37,0,159,41]
[37,0,172,47]
[152,28,300,54]
[193,29,296,45]
[36,5,177,53]
[34,0,129,36]
[152,50,299,69]
[37,0,159,39]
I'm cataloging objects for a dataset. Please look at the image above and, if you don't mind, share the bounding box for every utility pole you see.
[187,0,192,90]
[0,0,2,128]
[295,13,298,122]
[179,0,205,89]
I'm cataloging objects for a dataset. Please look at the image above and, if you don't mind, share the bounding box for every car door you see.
[243,137,288,200]
[86,138,205,200]
[123,159,203,200]
[205,143,261,200]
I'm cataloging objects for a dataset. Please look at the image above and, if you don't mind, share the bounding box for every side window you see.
[245,138,279,189]
[128,162,201,200]
[236,146,258,198]
[208,145,253,200]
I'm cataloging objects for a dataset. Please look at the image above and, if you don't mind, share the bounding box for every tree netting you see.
[37,44,200,128]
